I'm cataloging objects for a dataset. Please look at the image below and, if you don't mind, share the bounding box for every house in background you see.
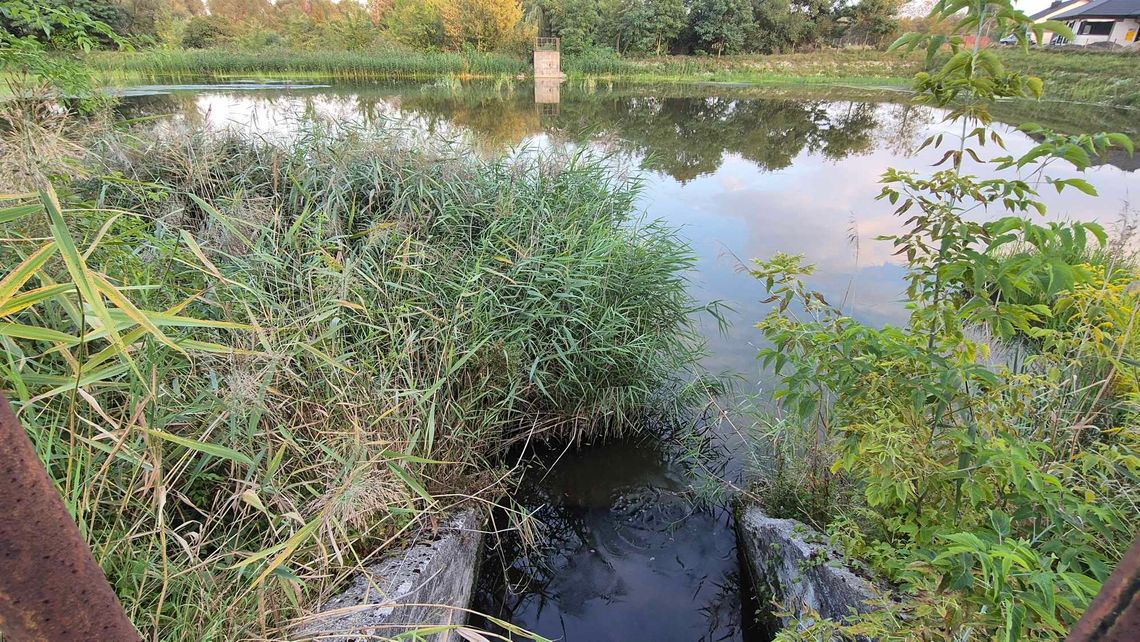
[1051,0,1140,46]
[1028,0,1090,43]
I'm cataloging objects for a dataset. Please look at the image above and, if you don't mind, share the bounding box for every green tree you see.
[689,0,754,55]
[439,0,524,51]
[619,0,686,55]
[750,0,837,53]
[116,0,170,38]
[836,0,900,47]
[181,13,234,47]
[540,0,603,54]
[208,0,271,23]
[385,0,445,49]
[0,0,126,110]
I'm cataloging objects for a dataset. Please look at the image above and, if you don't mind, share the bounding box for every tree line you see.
[2,0,902,55]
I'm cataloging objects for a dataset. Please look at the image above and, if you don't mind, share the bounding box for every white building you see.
[1052,0,1140,46]
[1028,0,1090,44]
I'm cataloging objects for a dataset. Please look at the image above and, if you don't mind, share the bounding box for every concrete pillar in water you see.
[534,38,564,116]
[533,37,564,79]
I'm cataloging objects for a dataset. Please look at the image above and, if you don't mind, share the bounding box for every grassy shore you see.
[568,48,1140,107]
[75,46,1140,109]
[84,48,530,81]
[1,113,704,639]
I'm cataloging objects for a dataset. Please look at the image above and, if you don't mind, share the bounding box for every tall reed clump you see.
[84,48,530,82]
[0,121,703,640]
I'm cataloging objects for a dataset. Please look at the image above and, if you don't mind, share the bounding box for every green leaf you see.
[0,203,42,225]
[0,241,57,307]
[0,284,73,317]
[0,322,75,343]
[1063,178,1097,196]
[40,186,133,369]
[143,428,254,466]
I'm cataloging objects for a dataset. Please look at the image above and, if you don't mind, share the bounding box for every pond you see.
[123,79,1138,641]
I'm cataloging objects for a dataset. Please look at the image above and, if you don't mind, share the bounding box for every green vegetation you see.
[564,48,918,84]
[568,48,1140,107]
[7,0,1138,108]
[746,1,1139,640]
[0,0,127,110]
[85,47,529,80]
[1002,48,1140,108]
[0,117,705,638]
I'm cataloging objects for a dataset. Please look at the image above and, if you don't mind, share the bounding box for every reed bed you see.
[84,49,530,82]
[0,119,705,639]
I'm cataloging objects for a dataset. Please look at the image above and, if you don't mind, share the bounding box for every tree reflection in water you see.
[119,81,908,184]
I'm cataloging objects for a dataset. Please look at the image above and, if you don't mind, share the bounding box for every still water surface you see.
[126,80,1138,641]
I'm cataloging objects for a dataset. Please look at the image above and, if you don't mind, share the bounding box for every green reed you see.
[0,121,705,640]
[84,48,529,81]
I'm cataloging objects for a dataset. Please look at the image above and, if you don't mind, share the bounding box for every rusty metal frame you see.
[0,393,141,641]
[534,36,560,52]
[1066,533,1140,641]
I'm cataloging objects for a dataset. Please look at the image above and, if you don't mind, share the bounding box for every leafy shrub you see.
[181,15,234,49]
[749,2,1138,639]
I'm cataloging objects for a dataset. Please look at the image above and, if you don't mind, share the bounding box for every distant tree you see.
[367,0,395,25]
[542,0,602,54]
[208,0,271,23]
[619,0,685,55]
[116,0,169,37]
[439,0,524,51]
[689,0,754,55]
[385,0,445,49]
[181,13,234,47]
[836,0,901,47]
[750,0,837,53]
[331,6,383,49]
[169,0,206,16]
[750,0,812,52]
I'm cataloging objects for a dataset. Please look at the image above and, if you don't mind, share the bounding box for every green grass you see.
[564,49,919,88]
[84,47,530,81]
[0,118,705,639]
[1001,47,1140,107]
[66,46,1140,109]
[564,48,1140,108]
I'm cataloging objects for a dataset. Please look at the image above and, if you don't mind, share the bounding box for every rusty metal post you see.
[1067,533,1140,642]
[0,393,141,641]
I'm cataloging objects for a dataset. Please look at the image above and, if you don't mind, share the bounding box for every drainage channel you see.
[471,432,769,641]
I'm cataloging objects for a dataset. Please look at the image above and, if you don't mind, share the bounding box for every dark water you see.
[473,436,749,641]
[124,79,1138,641]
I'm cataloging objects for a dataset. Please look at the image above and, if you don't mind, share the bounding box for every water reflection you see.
[472,436,750,642]
[120,81,1138,393]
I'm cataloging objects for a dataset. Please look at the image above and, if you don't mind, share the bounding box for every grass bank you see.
[78,47,1140,109]
[83,48,530,81]
[568,48,1140,107]
[0,114,704,639]
[565,49,918,88]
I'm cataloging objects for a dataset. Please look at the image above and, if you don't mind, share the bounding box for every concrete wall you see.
[295,510,483,642]
[534,50,562,78]
[534,78,561,104]
[1070,18,1140,46]
[736,504,880,631]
